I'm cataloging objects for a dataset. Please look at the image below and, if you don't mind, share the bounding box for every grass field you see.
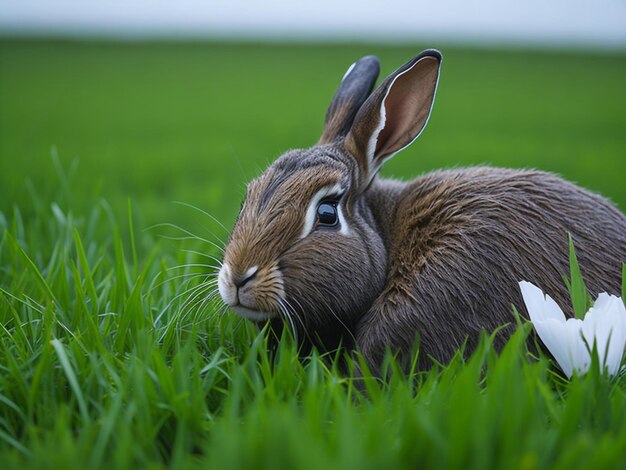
[1,39,626,468]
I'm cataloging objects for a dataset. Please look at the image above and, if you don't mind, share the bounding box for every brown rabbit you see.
[217,50,626,371]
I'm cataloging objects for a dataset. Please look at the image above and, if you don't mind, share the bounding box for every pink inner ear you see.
[375,57,439,161]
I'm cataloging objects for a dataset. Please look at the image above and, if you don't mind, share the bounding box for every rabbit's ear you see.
[345,50,441,182]
[319,56,380,144]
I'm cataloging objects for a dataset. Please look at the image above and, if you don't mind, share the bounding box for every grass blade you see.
[568,234,588,319]
[50,338,89,423]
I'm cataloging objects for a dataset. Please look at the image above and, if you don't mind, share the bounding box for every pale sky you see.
[1,0,626,48]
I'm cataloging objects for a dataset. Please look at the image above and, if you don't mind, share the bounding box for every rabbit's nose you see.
[234,266,258,289]
[218,264,260,307]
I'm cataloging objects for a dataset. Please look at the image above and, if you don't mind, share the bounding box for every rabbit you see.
[217,50,626,372]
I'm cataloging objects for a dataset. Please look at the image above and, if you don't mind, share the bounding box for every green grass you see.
[1,39,626,468]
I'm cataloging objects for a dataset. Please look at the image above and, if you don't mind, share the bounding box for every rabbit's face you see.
[218,144,387,332]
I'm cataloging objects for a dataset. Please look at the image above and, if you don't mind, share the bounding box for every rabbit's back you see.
[361,167,626,364]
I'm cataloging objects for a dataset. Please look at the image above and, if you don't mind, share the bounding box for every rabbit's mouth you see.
[231,305,277,321]
[218,262,285,322]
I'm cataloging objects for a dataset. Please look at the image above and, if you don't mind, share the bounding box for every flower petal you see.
[533,317,588,378]
[519,281,566,323]
[564,318,591,376]
[544,294,567,322]
[607,296,626,374]
[520,283,625,378]
[588,294,626,375]
[532,319,571,377]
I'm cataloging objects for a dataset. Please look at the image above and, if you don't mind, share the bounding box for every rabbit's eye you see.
[316,201,338,227]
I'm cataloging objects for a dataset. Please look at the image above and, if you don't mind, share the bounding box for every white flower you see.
[519,281,626,378]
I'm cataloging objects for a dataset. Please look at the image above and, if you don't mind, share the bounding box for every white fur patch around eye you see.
[299,183,349,239]
[336,204,350,236]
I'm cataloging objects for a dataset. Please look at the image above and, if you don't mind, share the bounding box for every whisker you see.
[167,263,221,272]
[147,222,225,254]
[179,283,214,314]
[147,272,207,293]
[294,283,357,345]
[277,298,298,344]
[283,296,314,346]
[179,280,221,315]
[193,290,222,322]
[171,200,230,235]
[153,280,213,327]
[181,249,224,266]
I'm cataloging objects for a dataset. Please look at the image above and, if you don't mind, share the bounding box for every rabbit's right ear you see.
[319,56,380,144]
[344,50,442,185]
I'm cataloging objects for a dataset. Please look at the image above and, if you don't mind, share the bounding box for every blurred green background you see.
[1,39,625,233]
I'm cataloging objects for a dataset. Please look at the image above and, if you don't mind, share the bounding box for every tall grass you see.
[1,160,625,469]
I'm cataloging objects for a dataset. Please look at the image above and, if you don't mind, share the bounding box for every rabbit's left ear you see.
[345,50,441,183]
[319,55,380,144]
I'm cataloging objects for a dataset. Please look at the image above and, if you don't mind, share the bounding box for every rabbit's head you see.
[218,50,441,341]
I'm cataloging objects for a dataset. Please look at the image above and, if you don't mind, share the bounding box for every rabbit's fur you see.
[218,50,626,371]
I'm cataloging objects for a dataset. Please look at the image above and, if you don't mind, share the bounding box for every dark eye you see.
[316,200,339,227]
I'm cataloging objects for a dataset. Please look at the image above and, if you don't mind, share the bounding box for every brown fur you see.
[360,168,625,369]
[218,50,626,372]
